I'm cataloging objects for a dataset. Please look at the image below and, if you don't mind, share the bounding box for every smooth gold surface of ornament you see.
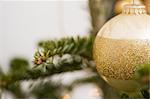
[93,4,150,92]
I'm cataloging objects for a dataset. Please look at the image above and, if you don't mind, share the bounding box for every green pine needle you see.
[34,35,95,66]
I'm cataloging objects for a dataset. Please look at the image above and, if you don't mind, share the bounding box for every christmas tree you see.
[0,0,149,99]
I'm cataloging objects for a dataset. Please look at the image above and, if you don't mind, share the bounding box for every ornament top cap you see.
[123,4,146,15]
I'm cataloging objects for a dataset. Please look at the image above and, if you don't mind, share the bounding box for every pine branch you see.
[134,64,150,99]
[0,36,95,88]
[34,35,95,65]
[0,58,95,88]
[31,82,64,99]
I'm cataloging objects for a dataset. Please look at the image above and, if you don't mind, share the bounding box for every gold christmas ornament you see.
[93,3,150,92]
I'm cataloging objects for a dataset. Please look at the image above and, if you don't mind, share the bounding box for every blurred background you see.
[0,0,149,99]
[0,0,90,71]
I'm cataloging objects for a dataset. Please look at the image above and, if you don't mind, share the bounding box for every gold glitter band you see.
[93,37,150,80]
